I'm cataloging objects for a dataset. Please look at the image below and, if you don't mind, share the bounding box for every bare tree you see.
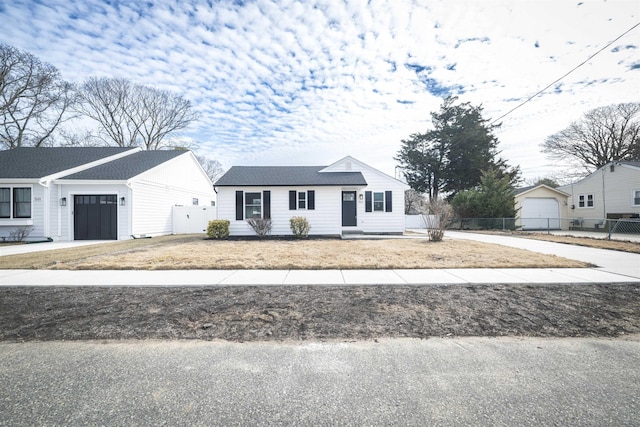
[0,43,76,149]
[404,189,426,214]
[77,77,198,150]
[542,103,640,172]
[195,154,225,183]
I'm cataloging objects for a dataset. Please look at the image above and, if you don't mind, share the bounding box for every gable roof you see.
[61,150,186,180]
[215,166,367,187]
[515,184,570,197]
[0,147,134,179]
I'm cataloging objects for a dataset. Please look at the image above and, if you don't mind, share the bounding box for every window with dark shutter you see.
[385,191,392,212]
[308,190,315,210]
[235,191,244,220]
[289,191,297,210]
[263,191,271,219]
[365,191,372,212]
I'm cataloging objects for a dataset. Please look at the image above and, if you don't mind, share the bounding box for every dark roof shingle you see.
[0,147,134,178]
[61,150,186,180]
[215,166,367,186]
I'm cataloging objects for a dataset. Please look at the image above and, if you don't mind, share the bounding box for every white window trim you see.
[577,193,594,209]
[633,189,640,207]
[373,192,385,212]
[298,191,306,210]
[244,192,262,219]
[0,185,33,219]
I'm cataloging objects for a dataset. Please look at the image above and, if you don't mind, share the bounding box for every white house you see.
[214,156,409,236]
[0,147,216,241]
[557,160,640,227]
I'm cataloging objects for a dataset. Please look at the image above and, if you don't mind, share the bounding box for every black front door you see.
[74,195,117,240]
[342,191,357,227]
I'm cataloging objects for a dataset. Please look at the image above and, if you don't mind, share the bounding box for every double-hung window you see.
[578,194,594,208]
[633,190,640,206]
[373,192,384,211]
[236,190,270,220]
[245,192,262,219]
[289,190,315,210]
[0,187,31,218]
[365,191,393,213]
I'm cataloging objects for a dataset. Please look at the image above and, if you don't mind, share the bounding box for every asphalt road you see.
[1,337,638,426]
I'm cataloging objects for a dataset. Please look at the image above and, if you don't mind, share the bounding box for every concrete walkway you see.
[1,231,639,286]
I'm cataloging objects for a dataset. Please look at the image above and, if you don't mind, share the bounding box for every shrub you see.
[290,216,311,238]
[9,226,33,242]
[425,198,453,242]
[206,220,230,239]
[246,218,272,237]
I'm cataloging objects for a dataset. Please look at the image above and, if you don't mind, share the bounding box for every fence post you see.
[547,218,550,234]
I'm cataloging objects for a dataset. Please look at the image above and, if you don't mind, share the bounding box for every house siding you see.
[558,164,640,221]
[129,154,215,237]
[0,182,44,241]
[55,183,129,241]
[353,166,407,234]
[218,186,341,236]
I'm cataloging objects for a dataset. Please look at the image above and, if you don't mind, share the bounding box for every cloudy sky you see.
[1,0,638,181]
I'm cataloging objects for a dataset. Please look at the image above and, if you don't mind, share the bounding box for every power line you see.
[490,22,640,125]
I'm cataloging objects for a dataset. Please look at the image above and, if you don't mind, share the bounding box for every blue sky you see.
[1,0,638,182]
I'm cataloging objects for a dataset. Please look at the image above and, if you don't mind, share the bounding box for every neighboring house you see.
[0,147,215,241]
[515,160,640,230]
[514,184,570,230]
[215,156,409,236]
[557,160,640,228]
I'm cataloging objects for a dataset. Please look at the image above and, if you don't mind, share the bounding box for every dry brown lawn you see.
[0,234,592,270]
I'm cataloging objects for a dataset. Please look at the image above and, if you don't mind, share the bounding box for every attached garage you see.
[73,195,118,240]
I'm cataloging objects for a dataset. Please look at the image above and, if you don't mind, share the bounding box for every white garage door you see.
[521,198,560,230]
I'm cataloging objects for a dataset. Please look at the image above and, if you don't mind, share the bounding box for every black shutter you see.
[263,191,271,219]
[385,191,392,212]
[289,190,297,210]
[307,190,315,210]
[235,191,243,220]
[365,191,372,212]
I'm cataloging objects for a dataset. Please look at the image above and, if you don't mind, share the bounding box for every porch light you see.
[60,197,67,206]
[359,193,364,201]
[120,197,126,206]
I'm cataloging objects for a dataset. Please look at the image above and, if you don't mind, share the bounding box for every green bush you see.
[207,220,230,239]
[290,216,311,238]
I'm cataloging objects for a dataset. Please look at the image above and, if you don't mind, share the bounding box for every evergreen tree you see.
[396,96,520,200]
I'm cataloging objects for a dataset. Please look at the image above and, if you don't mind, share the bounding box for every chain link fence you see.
[451,217,640,240]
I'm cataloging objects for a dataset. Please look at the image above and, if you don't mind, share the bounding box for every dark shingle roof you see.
[61,150,186,180]
[0,147,135,178]
[215,166,367,186]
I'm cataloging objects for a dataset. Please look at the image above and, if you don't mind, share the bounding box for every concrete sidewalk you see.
[2,266,638,286]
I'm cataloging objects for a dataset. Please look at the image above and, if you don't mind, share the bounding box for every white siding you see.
[217,186,342,236]
[0,182,44,241]
[355,167,407,234]
[56,183,129,241]
[130,153,216,237]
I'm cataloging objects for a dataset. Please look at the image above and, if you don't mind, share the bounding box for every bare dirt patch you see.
[0,235,590,270]
[1,284,638,342]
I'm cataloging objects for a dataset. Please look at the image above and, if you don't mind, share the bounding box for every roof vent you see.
[346,161,352,170]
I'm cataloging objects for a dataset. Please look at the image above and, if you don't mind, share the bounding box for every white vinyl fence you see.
[405,214,439,229]
[172,205,217,234]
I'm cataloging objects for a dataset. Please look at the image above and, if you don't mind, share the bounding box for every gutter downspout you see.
[38,179,50,240]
